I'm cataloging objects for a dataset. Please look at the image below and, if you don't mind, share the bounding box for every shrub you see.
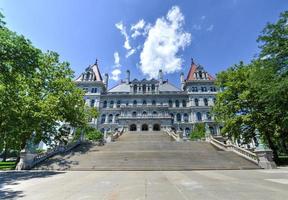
[190,123,205,140]
[75,127,103,142]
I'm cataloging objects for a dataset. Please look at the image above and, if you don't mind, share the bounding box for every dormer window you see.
[199,71,203,79]
[133,85,137,93]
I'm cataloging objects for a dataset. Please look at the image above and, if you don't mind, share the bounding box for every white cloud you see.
[115,22,131,50]
[200,15,206,20]
[111,51,121,81]
[126,49,136,58]
[139,6,191,78]
[114,52,120,67]
[131,19,145,31]
[206,24,214,31]
[111,69,121,81]
[131,19,151,39]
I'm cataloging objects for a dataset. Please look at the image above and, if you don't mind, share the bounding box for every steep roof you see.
[186,60,214,81]
[108,80,181,93]
[75,60,103,82]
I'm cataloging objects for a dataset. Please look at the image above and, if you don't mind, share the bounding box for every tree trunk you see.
[2,148,7,162]
[264,132,279,164]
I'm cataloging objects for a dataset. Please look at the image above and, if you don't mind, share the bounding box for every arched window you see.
[196,112,202,121]
[201,87,207,92]
[143,84,146,93]
[182,100,187,107]
[108,114,113,123]
[130,124,137,131]
[176,113,181,122]
[101,114,106,124]
[133,100,137,106]
[152,111,157,116]
[143,100,147,106]
[142,111,147,116]
[207,112,212,120]
[117,100,121,108]
[168,100,173,107]
[133,85,137,93]
[103,101,107,108]
[109,101,114,108]
[152,100,156,106]
[115,114,120,123]
[175,100,180,107]
[151,84,155,92]
[204,98,208,106]
[194,98,199,106]
[184,113,189,122]
[90,99,95,107]
[132,111,137,117]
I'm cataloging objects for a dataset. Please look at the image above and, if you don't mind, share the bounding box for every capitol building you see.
[75,59,220,137]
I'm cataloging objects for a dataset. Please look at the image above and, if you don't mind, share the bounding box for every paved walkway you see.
[35,132,258,170]
[1,169,288,200]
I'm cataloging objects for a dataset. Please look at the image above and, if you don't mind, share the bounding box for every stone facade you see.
[75,59,220,137]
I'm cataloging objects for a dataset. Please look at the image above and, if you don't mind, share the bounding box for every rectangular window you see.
[91,88,98,93]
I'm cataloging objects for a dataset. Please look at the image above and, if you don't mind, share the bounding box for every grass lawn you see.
[0,161,16,170]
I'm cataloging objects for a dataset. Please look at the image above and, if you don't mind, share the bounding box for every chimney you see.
[158,69,163,84]
[180,72,184,90]
[104,73,109,89]
[126,70,130,84]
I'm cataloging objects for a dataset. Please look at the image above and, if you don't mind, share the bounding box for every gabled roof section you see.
[75,60,103,82]
[186,59,214,81]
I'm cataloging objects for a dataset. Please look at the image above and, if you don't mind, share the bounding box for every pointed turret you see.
[186,58,214,81]
[75,59,103,82]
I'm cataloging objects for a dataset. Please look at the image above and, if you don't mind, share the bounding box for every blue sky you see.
[1,0,287,88]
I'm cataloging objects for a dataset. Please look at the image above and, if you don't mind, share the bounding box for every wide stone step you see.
[34,131,259,170]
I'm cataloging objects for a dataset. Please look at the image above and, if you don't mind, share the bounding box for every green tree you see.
[213,11,288,163]
[0,12,91,161]
[190,123,205,140]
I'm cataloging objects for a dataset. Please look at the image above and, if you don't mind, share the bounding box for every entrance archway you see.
[130,124,137,131]
[153,124,160,131]
[141,124,148,131]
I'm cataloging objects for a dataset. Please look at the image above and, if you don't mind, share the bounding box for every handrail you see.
[33,140,81,166]
[111,127,124,141]
[209,136,258,164]
[165,128,180,142]
[16,139,82,170]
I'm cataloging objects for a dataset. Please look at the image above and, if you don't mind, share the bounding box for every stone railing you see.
[165,128,180,142]
[16,140,81,170]
[209,136,258,164]
[111,127,124,141]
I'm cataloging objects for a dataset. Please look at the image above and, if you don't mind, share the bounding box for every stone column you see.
[105,115,108,123]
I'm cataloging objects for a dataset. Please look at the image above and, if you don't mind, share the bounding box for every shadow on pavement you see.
[33,142,96,170]
[0,171,65,199]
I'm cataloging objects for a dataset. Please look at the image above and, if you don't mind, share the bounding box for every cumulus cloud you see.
[111,69,121,81]
[139,6,191,78]
[111,51,121,81]
[115,22,131,50]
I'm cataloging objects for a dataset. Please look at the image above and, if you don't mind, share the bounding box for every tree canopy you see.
[213,11,288,163]
[0,12,96,160]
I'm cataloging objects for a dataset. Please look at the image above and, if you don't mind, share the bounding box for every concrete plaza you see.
[1,168,288,200]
